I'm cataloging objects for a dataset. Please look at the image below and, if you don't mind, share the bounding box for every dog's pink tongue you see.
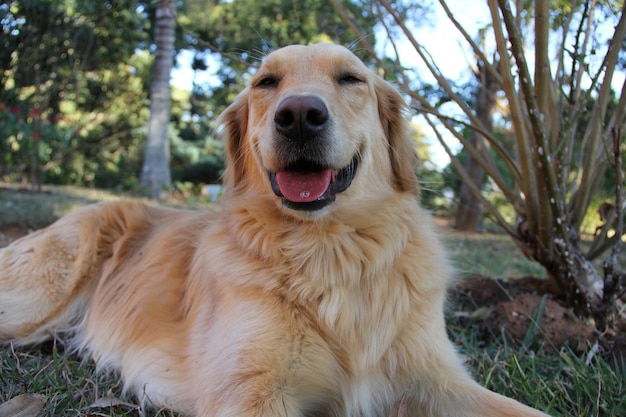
[275,169,332,202]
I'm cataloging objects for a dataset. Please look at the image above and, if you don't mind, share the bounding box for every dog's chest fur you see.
[198,196,450,415]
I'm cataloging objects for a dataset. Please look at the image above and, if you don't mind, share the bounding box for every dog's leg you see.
[458,383,551,417]
[408,371,551,417]
[0,203,134,345]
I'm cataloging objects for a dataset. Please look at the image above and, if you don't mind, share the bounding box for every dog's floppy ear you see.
[218,90,250,189]
[374,77,420,195]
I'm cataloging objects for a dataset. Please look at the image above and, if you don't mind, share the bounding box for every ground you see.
[455,274,626,371]
[0,226,29,247]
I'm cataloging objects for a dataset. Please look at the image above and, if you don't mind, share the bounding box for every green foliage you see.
[180,0,379,113]
[1,0,149,105]
[441,131,518,220]
[0,0,153,189]
[184,0,375,56]
[418,165,450,213]
[169,121,225,184]
[0,104,76,183]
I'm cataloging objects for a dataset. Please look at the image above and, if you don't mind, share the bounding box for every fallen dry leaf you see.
[0,393,47,417]
[88,396,138,410]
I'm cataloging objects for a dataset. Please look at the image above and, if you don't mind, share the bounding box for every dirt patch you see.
[454,275,626,361]
[490,293,596,350]
[456,276,626,370]
[0,226,32,247]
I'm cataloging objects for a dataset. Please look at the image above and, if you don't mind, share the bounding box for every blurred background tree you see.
[0,0,151,191]
[141,0,176,199]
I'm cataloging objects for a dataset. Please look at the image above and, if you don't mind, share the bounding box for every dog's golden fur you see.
[0,44,550,417]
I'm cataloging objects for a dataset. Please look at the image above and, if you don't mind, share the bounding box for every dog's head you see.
[219,44,418,219]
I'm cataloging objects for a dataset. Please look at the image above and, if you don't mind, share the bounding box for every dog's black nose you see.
[274,95,329,141]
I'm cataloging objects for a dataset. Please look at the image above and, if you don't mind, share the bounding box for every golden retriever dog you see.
[0,44,550,417]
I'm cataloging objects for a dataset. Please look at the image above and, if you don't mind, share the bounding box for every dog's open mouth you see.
[269,156,359,211]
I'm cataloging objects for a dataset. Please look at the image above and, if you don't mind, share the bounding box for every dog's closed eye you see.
[337,73,364,84]
[254,74,280,88]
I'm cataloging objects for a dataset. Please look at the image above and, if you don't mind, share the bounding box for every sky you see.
[402,1,491,81]
[389,1,493,167]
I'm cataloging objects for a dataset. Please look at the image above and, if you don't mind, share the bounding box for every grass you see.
[1,185,624,417]
[0,184,125,229]
[445,232,547,280]
[1,342,176,416]
[478,345,625,416]
[447,312,626,417]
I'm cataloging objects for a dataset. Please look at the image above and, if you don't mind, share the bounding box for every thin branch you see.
[534,0,559,250]
[376,0,523,194]
[572,0,598,104]
[497,0,567,260]
[552,3,578,190]
[424,114,519,238]
[554,0,578,90]
[600,127,625,327]
[609,128,623,246]
[328,0,379,62]
[487,0,538,225]
[372,1,410,84]
[437,0,503,86]
[409,92,524,209]
[413,104,522,192]
[563,2,598,197]
[534,0,553,138]
[570,3,626,229]
[377,0,490,133]
[556,1,584,198]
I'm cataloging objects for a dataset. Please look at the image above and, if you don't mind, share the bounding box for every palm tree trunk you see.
[141,0,175,199]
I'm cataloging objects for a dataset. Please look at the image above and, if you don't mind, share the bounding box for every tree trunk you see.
[455,162,485,231]
[141,0,175,199]
[454,63,498,231]
[528,236,603,317]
